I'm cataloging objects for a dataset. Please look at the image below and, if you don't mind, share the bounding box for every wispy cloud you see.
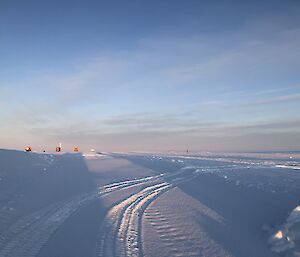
[247,93,300,105]
[1,13,300,151]
[27,115,300,152]
[7,25,300,101]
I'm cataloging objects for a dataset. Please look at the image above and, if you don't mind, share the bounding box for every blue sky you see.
[1,0,300,152]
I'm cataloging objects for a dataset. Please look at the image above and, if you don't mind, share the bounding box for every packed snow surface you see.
[0,149,299,257]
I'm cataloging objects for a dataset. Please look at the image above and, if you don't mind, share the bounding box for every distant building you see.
[56,143,62,152]
[25,146,32,152]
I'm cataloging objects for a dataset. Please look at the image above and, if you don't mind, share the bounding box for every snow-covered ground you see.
[0,149,299,257]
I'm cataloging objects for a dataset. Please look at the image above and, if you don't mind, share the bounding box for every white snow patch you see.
[269,205,300,254]
[274,230,284,239]
[275,165,300,170]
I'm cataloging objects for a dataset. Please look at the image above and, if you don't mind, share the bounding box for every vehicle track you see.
[95,181,172,257]
[0,193,97,257]
[94,170,198,257]
[0,170,197,257]
[0,174,162,257]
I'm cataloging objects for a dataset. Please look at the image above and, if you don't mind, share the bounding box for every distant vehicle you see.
[74,146,79,152]
[25,146,32,152]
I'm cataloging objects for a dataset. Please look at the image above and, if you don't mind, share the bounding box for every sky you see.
[1,0,300,152]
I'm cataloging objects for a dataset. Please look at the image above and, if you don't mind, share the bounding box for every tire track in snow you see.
[0,175,162,257]
[95,170,198,257]
[0,193,98,257]
[94,182,172,257]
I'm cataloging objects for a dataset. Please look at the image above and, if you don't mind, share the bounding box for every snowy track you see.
[0,193,98,257]
[94,170,198,257]
[95,182,172,257]
[0,174,167,257]
[0,168,198,257]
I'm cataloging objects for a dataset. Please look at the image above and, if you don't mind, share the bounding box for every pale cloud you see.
[1,16,300,151]
[213,92,300,110]
[26,117,300,152]
[10,26,300,102]
[248,93,300,105]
